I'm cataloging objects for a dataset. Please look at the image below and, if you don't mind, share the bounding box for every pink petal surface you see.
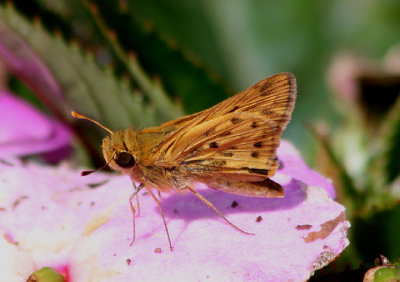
[0,232,36,280]
[277,141,336,198]
[0,141,349,281]
[0,92,72,160]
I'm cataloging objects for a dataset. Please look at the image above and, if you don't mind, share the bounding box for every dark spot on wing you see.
[261,109,272,115]
[221,131,231,136]
[260,89,275,97]
[259,81,272,93]
[247,168,269,175]
[251,151,259,158]
[209,142,219,148]
[231,117,241,124]
[213,160,226,166]
[221,152,233,157]
[253,142,262,148]
[228,106,239,113]
[204,128,215,137]
[251,121,259,128]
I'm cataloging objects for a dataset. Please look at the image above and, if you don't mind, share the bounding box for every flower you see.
[0,141,349,281]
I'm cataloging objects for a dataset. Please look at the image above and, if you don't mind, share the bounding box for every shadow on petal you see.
[160,179,305,221]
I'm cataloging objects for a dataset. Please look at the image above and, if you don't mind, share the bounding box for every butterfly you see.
[72,72,296,250]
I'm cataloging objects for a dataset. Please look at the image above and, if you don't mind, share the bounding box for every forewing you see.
[151,72,296,179]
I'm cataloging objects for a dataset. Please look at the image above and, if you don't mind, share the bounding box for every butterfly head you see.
[101,128,139,172]
[71,111,139,175]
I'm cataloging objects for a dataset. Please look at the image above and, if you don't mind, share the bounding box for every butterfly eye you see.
[115,152,135,168]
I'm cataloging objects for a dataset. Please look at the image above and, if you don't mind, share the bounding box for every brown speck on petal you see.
[231,201,238,208]
[296,224,312,230]
[12,195,28,209]
[0,159,13,166]
[87,180,109,189]
[154,248,162,253]
[304,212,345,243]
[3,234,18,245]
[126,258,132,265]
[256,216,263,222]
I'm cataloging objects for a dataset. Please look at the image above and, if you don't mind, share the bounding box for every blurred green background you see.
[2,0,400,278]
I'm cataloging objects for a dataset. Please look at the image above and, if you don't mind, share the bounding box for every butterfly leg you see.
[129,182,145,246]
[130,178,141,216]
[186,187,255,235]
[146,187,174,251]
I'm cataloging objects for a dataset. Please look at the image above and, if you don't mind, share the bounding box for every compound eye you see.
[115,152,135,168]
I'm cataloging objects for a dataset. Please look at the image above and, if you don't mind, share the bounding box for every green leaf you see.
[90,0,231,114]
[0,3,165,129]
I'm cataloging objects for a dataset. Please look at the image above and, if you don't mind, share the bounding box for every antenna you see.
[71,111,113,134]
[81,151,116,176]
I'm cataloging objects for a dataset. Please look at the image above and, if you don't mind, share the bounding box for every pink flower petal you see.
[0,92,72,160]
[277,141,336,198]
[0,233,36,281]
[0,140,348,281]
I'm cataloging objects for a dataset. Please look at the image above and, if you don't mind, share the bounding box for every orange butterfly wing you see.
[151,72,296,179]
